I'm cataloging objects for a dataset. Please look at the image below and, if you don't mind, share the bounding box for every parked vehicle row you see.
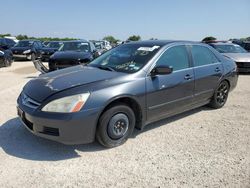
[17,40,238,147]
[11,40,44,61]
[207,42,250,73]
[40,41,63,62]
[0,38,14,67]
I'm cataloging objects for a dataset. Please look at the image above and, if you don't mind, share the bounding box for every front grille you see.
[236,62,250,68]
[13,50,24,55]
[20,93,41,109]
[41,126,59,136]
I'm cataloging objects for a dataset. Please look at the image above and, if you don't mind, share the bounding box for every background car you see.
[40,41,64,62]
[242,42,250,52]
[17,40,238,147]
[209,42,250,72]
[47,40,97,71]
[11,40,43,61]
[92,40,107,56]
[4,36,19,43]
[0,38,14,67]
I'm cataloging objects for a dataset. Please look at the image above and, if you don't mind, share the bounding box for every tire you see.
[3,58,11,67]
[96,104,136,148]
[208,81,230,109]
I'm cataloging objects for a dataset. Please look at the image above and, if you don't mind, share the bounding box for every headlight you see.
[42,93,90,113]
[23,49,31,54]
[0,50,4,55]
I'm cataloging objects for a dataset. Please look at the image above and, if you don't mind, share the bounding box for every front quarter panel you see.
[85,75,147,124]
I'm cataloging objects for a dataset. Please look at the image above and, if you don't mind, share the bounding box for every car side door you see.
[146,45,195,123]
[190,45,223,103]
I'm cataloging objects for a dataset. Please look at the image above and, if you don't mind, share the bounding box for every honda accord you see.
[17,40,238,147]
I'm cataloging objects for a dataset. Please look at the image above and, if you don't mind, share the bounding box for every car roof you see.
[19,39,41,42]
[124,40,200,47]
[210,42,239,46]
[63,39,89,43]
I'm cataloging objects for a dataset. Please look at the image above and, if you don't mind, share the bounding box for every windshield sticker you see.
[115,61,135,69]
[137,46,160,52]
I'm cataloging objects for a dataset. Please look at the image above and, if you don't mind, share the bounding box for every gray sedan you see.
[17,40,238,147]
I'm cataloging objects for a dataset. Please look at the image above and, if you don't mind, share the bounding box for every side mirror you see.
[150,65,173,76]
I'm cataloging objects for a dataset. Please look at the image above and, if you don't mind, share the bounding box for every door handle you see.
[215,67,221,72]
[184,74,192,80]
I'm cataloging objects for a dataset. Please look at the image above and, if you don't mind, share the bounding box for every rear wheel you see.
[209,81,230,109]
[96,104,135,148]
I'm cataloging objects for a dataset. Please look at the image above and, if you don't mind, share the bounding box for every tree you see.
[202,36,216,42]
[16,34,29,40]
[127,35,141,41]
[0,33,11,38]
[103,36,118,44]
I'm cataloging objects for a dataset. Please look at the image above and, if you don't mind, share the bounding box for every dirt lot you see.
[0,61,249,187]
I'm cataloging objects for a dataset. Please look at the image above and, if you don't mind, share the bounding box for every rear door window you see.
[191,45,219,66]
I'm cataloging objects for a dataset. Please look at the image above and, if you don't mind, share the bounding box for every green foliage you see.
[0,33,11,38]
[16,35,29,40]
[103,36,119,44]
[127,35,141,41]
[202,36,217,42]
[246,37,250,41]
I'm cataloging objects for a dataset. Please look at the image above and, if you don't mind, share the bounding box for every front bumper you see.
[17,99,101,145]
[13,54,28,59]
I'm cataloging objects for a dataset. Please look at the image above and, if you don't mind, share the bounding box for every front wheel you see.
[3,58,11,67]
[96,104,135,148]
[209,81,230,109]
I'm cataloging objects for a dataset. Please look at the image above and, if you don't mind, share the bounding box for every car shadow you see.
[0,117,105,161]
[132,106,211,137]
[0,106,211,161]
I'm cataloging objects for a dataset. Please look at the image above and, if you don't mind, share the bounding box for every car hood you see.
[50,51,90,60]
[42,47,58,52]
[23,65,124,102]
[11,47,30,51]
[222,53,250,62]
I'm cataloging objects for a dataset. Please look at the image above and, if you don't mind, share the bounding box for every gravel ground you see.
[0,61,249,188]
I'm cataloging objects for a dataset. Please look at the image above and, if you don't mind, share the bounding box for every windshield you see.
[59,42,90,52]
[15,41,33,47]
[47,42,62,48]
[214,44,247,53]
[89,43,162,73]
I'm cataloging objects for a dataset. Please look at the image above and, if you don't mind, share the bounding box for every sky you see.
[1,0,250,41]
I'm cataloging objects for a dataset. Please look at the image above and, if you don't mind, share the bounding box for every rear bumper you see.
[236,62,250,73]
[17,103,101,145]
[238,67,250,73]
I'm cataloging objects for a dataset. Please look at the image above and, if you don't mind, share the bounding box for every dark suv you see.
[0,38,15,67]
[11,40,44,61]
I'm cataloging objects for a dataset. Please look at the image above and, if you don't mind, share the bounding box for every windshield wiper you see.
[93,65,116,72]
